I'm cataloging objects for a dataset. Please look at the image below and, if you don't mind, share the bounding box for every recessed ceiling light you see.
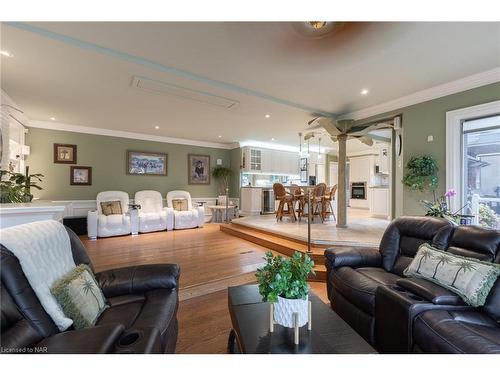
[154,125,160,129]
[265,114,271,118]
[50,117,56,121]
[0,50,13,57]
[361,89,369,95]
[271,138,275,141]
[218,135,222,138]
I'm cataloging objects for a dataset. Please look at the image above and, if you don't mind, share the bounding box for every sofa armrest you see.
[87,210,98,239]
[196,206,205,227]
[96,264,180,298]
[397,278,465,306]
[324,246,381,269]
[162,207,175,230]
[35,323,124,354]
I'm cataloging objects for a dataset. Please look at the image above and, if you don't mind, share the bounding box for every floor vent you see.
[239,250,254,255]
[131,75,239,109]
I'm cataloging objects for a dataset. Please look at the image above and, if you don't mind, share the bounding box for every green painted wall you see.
[357,82,500,216]
[25,127,235,200]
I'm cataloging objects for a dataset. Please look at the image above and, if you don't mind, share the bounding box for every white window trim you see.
[446,100,500,212]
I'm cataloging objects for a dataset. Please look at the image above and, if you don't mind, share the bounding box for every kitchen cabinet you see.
[370,187,390,218]
[241,147,299,175]
[240,187,262,216]
[374,142,390,175]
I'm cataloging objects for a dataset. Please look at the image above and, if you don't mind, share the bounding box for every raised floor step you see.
[220,222,326,264]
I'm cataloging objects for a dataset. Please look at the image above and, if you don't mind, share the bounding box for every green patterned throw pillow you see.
[51,264,108,329]
[404,243,500,307]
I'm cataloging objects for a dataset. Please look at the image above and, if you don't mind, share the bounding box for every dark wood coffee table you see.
[227,285,376,354]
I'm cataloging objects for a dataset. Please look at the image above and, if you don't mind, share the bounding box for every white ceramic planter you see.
[273,295,309,328]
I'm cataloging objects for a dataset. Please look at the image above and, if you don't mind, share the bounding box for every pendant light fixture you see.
[318,137,322,160]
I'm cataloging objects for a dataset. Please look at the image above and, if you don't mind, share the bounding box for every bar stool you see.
[302,183,326,223]
[322,184,338,221]
[290,184,305,218]
[273,183,296,222]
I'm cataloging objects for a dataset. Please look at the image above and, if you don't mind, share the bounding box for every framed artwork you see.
[70,166,92,185]
[188,154,210,185]
[54,144,77,164]
[127,151,167,176]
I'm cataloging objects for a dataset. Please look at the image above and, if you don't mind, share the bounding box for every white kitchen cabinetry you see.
[374,142,390,175]
[241,147,299,175]
[240,187,262,216]
[370,187,390,218]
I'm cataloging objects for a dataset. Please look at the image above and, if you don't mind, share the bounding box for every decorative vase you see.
[273,295,309,328]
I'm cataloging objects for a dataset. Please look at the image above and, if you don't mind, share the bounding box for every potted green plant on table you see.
[255,251,315,335]
[212,166,232,204]
[0,166,44,203]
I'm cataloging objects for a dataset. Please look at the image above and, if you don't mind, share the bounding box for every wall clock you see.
[395,134,402,157]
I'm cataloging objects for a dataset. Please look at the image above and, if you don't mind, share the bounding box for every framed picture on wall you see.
[70,166,92,185]
[188,154,210,185]
[54,144,77,164]
[127,151,168,176]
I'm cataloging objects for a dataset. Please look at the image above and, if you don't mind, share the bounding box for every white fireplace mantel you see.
[0,202,66,229]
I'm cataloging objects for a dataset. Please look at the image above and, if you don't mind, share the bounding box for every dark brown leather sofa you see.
[1,227,180,354]
[325,216,500,353]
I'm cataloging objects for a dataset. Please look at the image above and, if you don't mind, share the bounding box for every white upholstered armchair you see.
[134,190,174,233]
[166,190,205,230]
[87,191,132,239]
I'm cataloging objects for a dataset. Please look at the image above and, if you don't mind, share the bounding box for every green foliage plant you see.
[255,251,315,302]
[0,166,43,203]
[211,166,232,195]
[402,155,439,192]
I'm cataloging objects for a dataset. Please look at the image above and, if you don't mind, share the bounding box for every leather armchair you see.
[87,191,134,239]
[166,190,205,230]
[1,225,180,354]
[134,190,174,233]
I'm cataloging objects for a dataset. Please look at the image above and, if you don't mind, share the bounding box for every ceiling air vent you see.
[131,76,239,109]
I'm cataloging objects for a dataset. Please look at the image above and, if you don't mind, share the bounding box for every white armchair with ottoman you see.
[166,190,205,230]
[87,191,134,239]
[135,190,174,233]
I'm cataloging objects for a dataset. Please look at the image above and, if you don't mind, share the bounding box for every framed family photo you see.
[54,143,77,164]
[188,154,210,185]
[70,166,92,185]
[127,151,168,176]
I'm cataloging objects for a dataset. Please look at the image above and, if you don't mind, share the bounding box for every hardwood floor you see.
[81,224,329,354]
[83,224,267,288]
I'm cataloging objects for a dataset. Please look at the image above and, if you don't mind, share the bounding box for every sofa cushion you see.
[100,201,123,216]
[413,310,500,354]
[330,267,400,315]
[51,264,108,329]
[404,244,500,307]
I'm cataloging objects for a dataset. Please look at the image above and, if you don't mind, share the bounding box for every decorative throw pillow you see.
[51,264,108,329]
[172,198,188,211]
[404,243,500,307]
[100,200,122,215]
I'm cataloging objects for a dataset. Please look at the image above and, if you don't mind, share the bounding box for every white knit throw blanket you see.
[0,220,76,331]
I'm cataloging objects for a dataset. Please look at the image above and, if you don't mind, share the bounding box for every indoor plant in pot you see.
[255,251,315,342]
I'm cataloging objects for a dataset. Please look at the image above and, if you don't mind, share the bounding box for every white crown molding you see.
[28,120,238,150]
[340,67,500,121]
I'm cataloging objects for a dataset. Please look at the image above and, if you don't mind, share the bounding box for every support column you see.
[337,134,348,228]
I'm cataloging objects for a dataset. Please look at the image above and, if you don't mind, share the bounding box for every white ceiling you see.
[1,22,499,151]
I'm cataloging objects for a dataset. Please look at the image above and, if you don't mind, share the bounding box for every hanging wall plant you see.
[402,155,438,192]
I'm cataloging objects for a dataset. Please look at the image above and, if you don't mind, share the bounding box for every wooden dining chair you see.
[322,184,338,221]
[273,183,296,222]
[301,183,326,223]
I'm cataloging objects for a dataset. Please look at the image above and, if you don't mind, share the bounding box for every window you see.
[462,115,500,229]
